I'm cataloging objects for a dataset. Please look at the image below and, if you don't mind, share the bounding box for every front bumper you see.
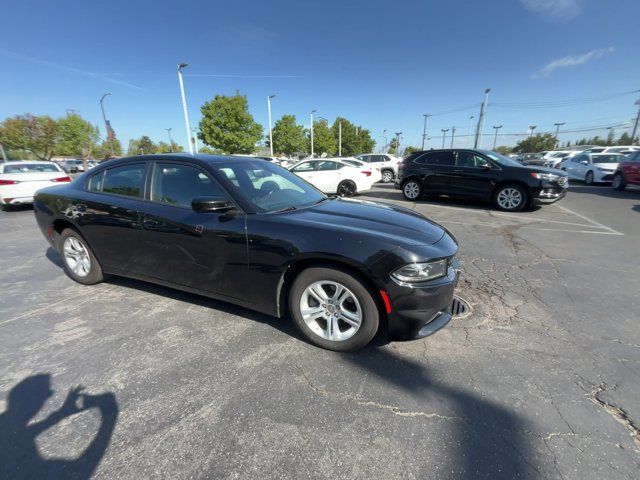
[386,258,460,340]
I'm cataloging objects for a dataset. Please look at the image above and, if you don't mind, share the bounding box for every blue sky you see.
[1,0,639,152]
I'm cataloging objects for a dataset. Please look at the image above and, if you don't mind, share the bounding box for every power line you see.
[492,89,639,109]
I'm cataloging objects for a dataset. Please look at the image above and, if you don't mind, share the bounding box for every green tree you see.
[330,118,374,156]
[100,138,123,158]
[56,113,100,158]
[403,146,421,156]
[128,136,157,155]
[198,94,263,154]
[387,137,399,155]
[606,129,615,146]
[494,146,512,155]
[617,132,632,145]
[155,141,184,153]
[198,145,223,155]
[308,120,336,156]
[270,114,305,156]
[513,133,557,153]
[0,114,58,160]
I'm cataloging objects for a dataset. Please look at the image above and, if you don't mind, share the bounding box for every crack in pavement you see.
[588,383,640,450]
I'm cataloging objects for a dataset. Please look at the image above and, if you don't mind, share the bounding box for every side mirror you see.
[191,196,235,213]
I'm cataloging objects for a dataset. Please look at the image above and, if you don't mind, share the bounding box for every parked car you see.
[542,151,572,168]
[559,152,625,184]
[0,161,71,209]
[395,149,568,211]
[289,158,380,196]
[612,150,640,190]
[519,153,546,166]
[33,154,460,351]
[354,153,401,183]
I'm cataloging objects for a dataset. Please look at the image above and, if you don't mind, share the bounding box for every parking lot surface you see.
[1,183,639,479]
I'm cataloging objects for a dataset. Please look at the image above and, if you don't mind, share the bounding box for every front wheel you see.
[289,267,380,351]
[612,173,626,191]
[493,184,528,212]
[337,180,357,197]
[585,171,594,185]
[402,179,422,200]
[381,170,394,183]
[58,229,104,285]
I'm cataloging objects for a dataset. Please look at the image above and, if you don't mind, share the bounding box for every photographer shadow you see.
[0,373,118,480]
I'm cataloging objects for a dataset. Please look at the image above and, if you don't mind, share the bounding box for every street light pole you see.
[382,129,387,153]
[441,129,449,148]
[338,121,342,156]
[421,114,430,150]
[474,88,491,148]
[631,99,640,145]
[395,132,402,156]
[310,110,317,157]
[450,126,456,148]
[492,125,503,149]
[99,93,112,138]
[165,128,173,152]
[177,63,194,155]
[553,122,565,148]
[191,127,199,153]
[468,115,474,142]
[267,95,276,156]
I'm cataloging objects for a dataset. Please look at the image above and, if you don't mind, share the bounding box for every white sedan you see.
[289,158,381,196]
[0,161,71,209]
[560,153,626,184]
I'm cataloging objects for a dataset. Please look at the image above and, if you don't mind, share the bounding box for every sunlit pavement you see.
[1,183,639,479]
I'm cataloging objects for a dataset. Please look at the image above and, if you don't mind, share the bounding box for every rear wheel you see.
[58,229,104,285]
[402,179,422,200]
[612,173,626,191]
[493,184,528,212]
[585,171,594,185]
[381,170,394,183]
[289,267,379,351]
[337,180,357,197]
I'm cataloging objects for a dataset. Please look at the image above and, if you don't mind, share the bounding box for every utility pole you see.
[492,125,503,149]
[450,126,456,148]
[529,125,537,138]
[553,122,565,148]
[474,88,490,148]
[338,121,342,156]
[421,114,430,150]
[267,95,276,156]
[631,99,640,145]
[177,63,194,155]
[441,128,449,148]
[99,93,115,144]
[310,110,317,157]
[382,129,387,153]
[395,132,402,156]
[191,127,200,153]
[165,128,173,152]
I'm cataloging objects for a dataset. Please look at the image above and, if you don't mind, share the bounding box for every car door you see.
[447,151,500,200]
[133,160,248,299]
[313,160,342,192]
[413,151,456,193]
[626,152,640,184]
[291,161,318,187]
[79,162,149,272]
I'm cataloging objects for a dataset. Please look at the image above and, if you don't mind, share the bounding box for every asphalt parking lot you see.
[1,182,639,479]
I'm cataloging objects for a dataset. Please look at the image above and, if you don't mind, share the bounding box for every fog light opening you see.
[451,296,471,319]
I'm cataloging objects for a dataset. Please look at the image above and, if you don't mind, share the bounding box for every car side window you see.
[456,152,491,168]
[151,163,226,208]
[417,151,455,166]
[317,161,338,171]
[94,164,146,198]
[292,162,316,172]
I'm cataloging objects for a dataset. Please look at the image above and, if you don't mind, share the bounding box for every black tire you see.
[0,204,11,212]
[381,170,394,183]
[493,184,528,212]
[612,173,626,191]
[58,228,104,285]
[337,180,357,197]
[402,179,423,201]
[289,267,380,351]
[585,171,594,185]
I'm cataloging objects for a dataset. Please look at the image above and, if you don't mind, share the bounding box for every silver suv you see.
[355,154,401,183]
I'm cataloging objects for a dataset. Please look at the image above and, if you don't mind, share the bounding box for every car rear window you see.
[3,163,60,173]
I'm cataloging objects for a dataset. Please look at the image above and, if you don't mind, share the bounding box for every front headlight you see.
[530,172,560,181]
[391,259,448,283]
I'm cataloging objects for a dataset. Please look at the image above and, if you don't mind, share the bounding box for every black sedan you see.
[34,154,459,351]
[395,149,568,211]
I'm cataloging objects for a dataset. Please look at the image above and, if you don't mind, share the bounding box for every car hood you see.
[285,197,447,246]
[519,165,567,175]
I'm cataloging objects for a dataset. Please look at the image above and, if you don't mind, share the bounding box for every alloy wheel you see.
[299,281,362,342]
[585,171,594,185]
[338,181,356,197]
[63,237,91,277]
[382,171,393,183]
[496,187,523,210]
[403,181,420,200]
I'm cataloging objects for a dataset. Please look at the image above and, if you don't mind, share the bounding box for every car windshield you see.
[479,150,523,168]
[3,163,60,173]
[212,159,326,213]
[592,154,623,164]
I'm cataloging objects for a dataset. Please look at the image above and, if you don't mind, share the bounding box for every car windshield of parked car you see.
[214,160,326,213]
[592,154,624,164]
[3,163,60,173]
[479,150,524,168]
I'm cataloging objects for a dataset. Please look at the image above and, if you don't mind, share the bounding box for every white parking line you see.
[438,220,623,235]
[554,204,623,235]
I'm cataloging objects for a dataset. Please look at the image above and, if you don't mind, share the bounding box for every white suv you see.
[354,154,401,183]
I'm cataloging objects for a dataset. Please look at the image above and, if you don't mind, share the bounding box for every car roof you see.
[1,160,57,165]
